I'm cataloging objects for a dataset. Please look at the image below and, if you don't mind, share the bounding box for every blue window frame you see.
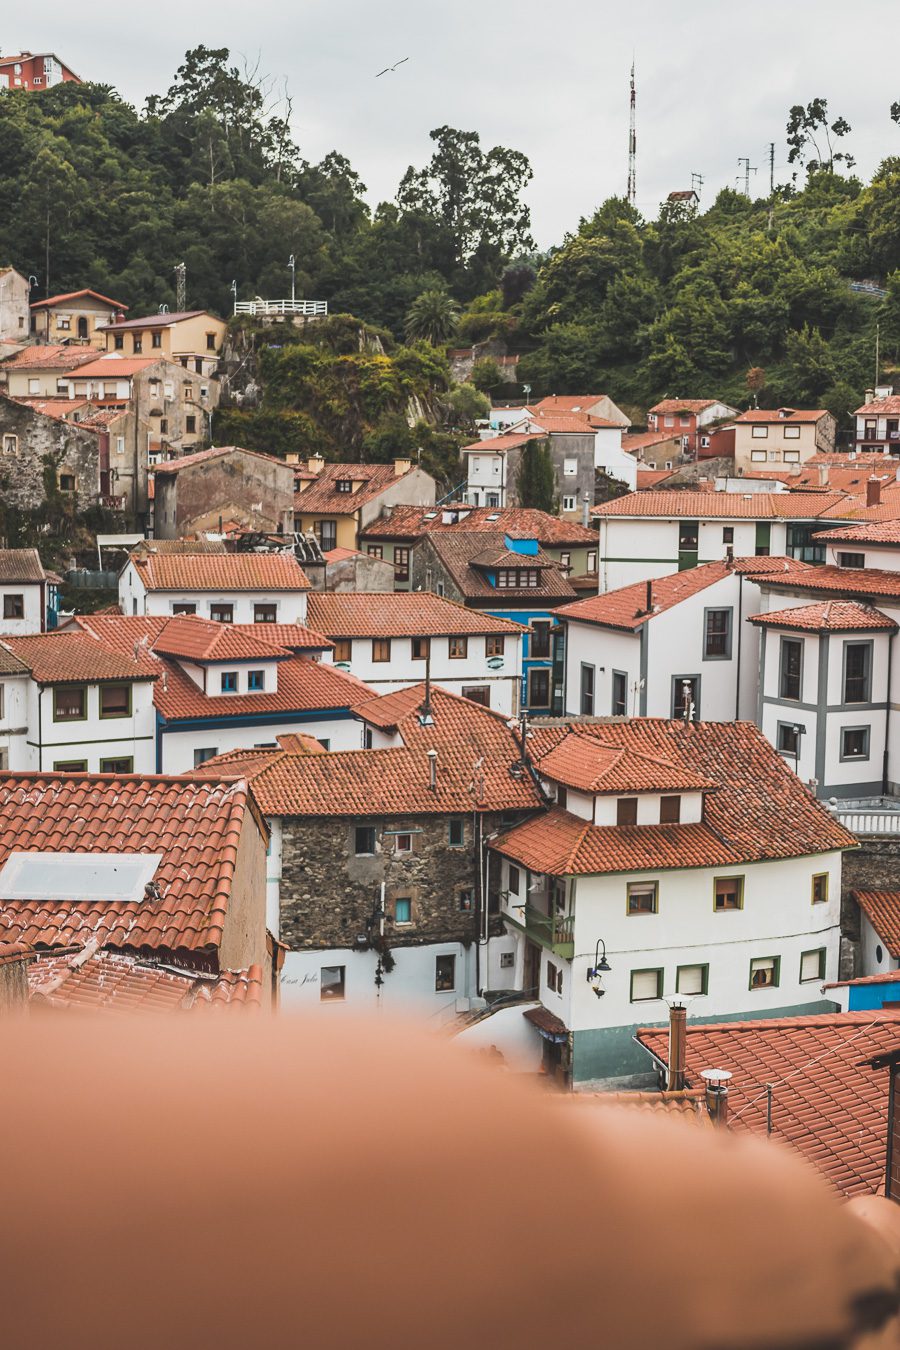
[220,671,237,692]
[248,670,265,691]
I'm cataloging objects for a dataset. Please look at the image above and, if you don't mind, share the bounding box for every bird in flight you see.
[376,57,409,77]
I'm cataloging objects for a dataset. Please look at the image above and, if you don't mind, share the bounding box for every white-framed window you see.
[56,316,71,331]
[2,434,17,453]
[664,415,674,427]
[562,495,577,512]
[28,378,40,394]
[563,458,578,477]
[116,436,125,455]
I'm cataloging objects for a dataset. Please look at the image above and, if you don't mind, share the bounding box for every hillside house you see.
[119,550,311,624]
[30,290,126,348]
[734,408,837,472]
[61,353,219,458]
[855,389,900,455]
[0,395,104,513]
[0,344,98,398]
[647,399,738,459]
[292,456,436,554]
[152,445,294,539]
[0,549,57,635]
[102,310,228,375]
[0,52,80,91]
[0,268,31,342]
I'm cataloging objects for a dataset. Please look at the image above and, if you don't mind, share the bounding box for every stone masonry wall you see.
[0,398,99,513]
[839,835,900,977]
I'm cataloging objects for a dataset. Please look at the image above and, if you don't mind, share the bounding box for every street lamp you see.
[288,254,296,304]
[586,938,611,997]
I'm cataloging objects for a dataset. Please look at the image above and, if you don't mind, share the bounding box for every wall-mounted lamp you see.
[586,938,611,997]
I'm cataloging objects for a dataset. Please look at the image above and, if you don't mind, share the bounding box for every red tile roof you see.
[856,395,900,416]
[151,614,292,662]
[101,310,211,331]
[855,891,900,958]
[13,396,92,420]
[593,491,852,520]
[528,411,604,434]
[824,970,900,989]
[30,289,126,310]
[0,774,252,957]
[189,686,538,817]
[423,532,575,601]
[307,592,522,638]
[294,461,429,514]
[232,622,332,651]
[538,732,716,794]
[736,408,829,424]
[65,356,160,379]
[492,720,854,875]
[749,600,896,633]
[758,565,900,602]
[531,395,609,413]
[5,631,159,684]
[360,505,598,546]
[129,552,310,592]
[636,1011,900,1197]
[635,468,677,488]
[1,344,98,370]
[0,547,46,583]
[460,432,544,453]
[323,545,361,562]
[0,645,30,676]
[151,445,283,476]
[814,519,900,545]
[650,399,720,414]
[28,947,263,1013]
[555,561,733,631]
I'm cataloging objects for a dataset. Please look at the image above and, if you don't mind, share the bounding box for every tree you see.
[441,383,489,430]
[784,325,837,403]
[891,101,900,125]
[516,439,557,513]
[786,99,854,176]
[470,357,503,393]
[404,289,460,345]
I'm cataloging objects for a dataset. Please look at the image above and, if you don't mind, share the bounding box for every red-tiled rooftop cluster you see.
[749,601,897,633]
[29,947,263,1013]
[306,591,522,638]
[129,551,311,592]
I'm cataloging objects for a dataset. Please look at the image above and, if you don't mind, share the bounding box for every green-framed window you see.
[714,875,744,911]
[630,968,663,1002]
[676,964,708,995]
[626,880,658,915]
[749,955,780,990]
[99,683,132,719]
[800,948,826,983]
[53,685,86,721]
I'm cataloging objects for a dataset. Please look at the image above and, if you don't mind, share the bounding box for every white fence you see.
[233,299,328,317]
[829,808,900,835]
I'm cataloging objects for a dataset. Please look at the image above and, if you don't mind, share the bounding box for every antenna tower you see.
[626,61,636,207]
[737,157,757,197]
[174,262,186,312]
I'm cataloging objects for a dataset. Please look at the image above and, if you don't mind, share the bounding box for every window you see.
[660,795,681,824]
[366,544,383,559]
[354,826,376,855]
[843,642,871,703]
[530,622,551,659]
[800,949,826,983]
[811,873,829,905]
[559,552,571,572]
[630,968,663,1002]
[394,833,412,853]
[185,415,197,434]
[372,638,391,662]
[0,685,3,719]
[841,726,870,760]
[99,683,131,718]
[151,331,162,348]
[462,685,491,706]
[783,425,801,439]
[100,756,134,774]
[193,748,219,766]
[784,450,801,463]
[612,670,627,717]
[751,425,768,438]
[28,377,41,394]
[587,550,597,573]
[194,358,203,374]
[254,604,277,623]
[617,797,638,826]
[768,451,781,462]
[751,450,767,463]
[664,415,674,427]
[676,964,708,995]
[394,898,412,925]
[184,386,195,402]
[580,663,595,715]
[722,527,734,544]
[333,639,352,664]
[206,332,217,351]
[53,686,86,721]
[172,603,196,615]
[248,670,265,691]
[159,418,168,434]
[3,594,24,620]
[59,474,76,492]
[838,553,865,569]
[114,333,124,350]
[562,496,577,512]
[320,966,346,1000]
[563,457,578,476]
[448,819,464,847]
[778,723,801,757]
[755,523,771,556]
[410,636,430,662]
[704,609,732,660]
[53,760,87,772]
[449,636,468,659]
[210,604,234,624]
[316,521,337,553]
[435,954,456,992]
[714,876,744,911]
[394,547,410,584]
[220,671,238,693]
[486,635,505,658]
[497,568,540,589]
[2,434,18,453]
[116,435,125,455]
[627,881,657,915]
[749,956,780,990]
[508,865,520,896]
[779,638,803,701]
[336,479,353,493]
[527,668,551,708]
[672,676,700,720]
[458,889,474,912]
[133,336,142,353]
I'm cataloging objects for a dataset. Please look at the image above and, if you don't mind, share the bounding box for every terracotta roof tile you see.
[856,395,900,416]
[749,600,896,633]
[0,774,251,957]
[64,356,160,378]
[0,548,46,583]
[531,395,609,413]
[527,411,604,433]
[151,445,283,476]
[635,468,677,487]
[854,891,900,958]
[593,491,852,520]
[307,592,521,638]
[130,552,310,592]
[0,644,29,675]
[758,564,900,601]
[636,1011,900,1197]
[735,408,828,424]
[232,622,333,651]
[538,731,716,794]
[460,432,544,453]
[824,970,900,989]
[555,561,731,630]
[102,310,209,331]
[1,344,98,370]
[814,519,900,545]
[650,399,720,414]
[360,505,597,546]
[424,532,575,601]
[5,631,159,684]
[294,461,428,514]
[30,289,126,310]
[28,947,264,1013]
[151,614,292,662]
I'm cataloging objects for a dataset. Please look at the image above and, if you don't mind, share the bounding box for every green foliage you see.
[404,288,460,344]
[470,358,504,393]
[786,99,854,176]
[441,383,490,430]
[516,440,557,513]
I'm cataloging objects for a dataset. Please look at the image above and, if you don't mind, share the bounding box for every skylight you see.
[0,851,163,903]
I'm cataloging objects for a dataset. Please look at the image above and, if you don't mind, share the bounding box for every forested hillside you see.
[1,46,898,426]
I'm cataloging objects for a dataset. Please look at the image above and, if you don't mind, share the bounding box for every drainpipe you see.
[884,631,894,796]
[734,573,744,721]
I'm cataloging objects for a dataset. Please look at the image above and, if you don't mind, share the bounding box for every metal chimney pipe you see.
[582,493,591,529]
[426,748,438,792]
[700,1068,732,1126]
[668,1003,687,1091]
[645,579,652,614]
[867,476,882,508]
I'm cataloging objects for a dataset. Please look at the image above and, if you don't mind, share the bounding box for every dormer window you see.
[660,795,681,824]
[497,567,539,589]
[336,479,353,493]
[616,797,638,826]
[220,672,238,693]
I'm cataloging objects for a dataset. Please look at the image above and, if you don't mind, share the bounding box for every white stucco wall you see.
[324,632,523,716]
[0,582,43,635]
[159,713,364,773]
[25,678,157,772]
[597,517,790,593]
[0,674,29,768]
[120,561,309,624]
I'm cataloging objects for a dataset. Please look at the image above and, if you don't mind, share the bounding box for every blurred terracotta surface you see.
[1,1013,898,1349]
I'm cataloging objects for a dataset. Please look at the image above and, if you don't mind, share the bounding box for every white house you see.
[0,549,54,635]
[307,591,524,714]
[593,490,854,592]
[75,613,376,771]
[0,644,30,770]
[2,630,159,773]
[119,550,311,624]
[482,718,854,1085]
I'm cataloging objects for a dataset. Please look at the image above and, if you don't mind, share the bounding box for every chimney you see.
[393,458,412,477]
[582,493,591,528]
[700,1068,732,1126]
[284,452,299,465]
[817,464,829,487]
[426,747,438,792]
[667,1002,687,1091]
[644,579,653,614]
[864,388,875,404]
[867,476,882,508]
[307,454,325,475]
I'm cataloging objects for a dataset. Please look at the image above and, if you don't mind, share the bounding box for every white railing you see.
[831,810,900,835]
[233,299,328,317]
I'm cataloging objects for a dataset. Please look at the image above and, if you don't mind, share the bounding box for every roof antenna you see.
[418,643,434,726]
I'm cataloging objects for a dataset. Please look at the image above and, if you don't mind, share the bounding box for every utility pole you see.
[737,157,757,197]
[691,171,704,201]
[768,142,775,195]
[876,320,881,388]
[174,262,186,312]
[626,60,636,208]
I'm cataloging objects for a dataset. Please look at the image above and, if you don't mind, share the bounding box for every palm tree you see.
[404,289,460,345]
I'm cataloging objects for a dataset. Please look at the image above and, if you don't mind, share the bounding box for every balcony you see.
[504,901,574,958]
[233,299,328,317]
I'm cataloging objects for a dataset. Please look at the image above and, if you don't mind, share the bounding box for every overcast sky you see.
[13,0,899,246]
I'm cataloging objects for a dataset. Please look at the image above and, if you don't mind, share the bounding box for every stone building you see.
[0,268,31,344]
[0,394,101,514]
[152,445,294,539]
